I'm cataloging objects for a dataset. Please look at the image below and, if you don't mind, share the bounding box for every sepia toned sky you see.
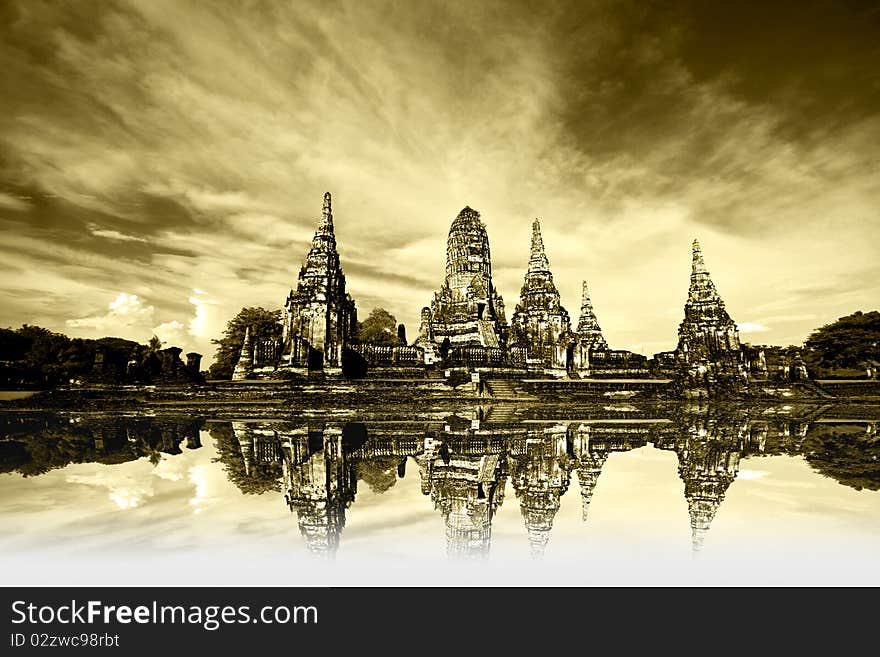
[1,0,879,362]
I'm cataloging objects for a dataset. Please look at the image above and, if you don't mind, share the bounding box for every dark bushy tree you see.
[357,308,399,345]
[208,307,282,379]
[804,310,880,373]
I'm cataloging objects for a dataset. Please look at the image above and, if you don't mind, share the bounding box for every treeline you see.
[0,325,167,389]
[1,325,127,388]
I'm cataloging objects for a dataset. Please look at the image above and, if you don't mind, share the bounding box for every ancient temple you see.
[676,239,741,364]
[509,219,573,371]
[417,207,508,357]
[281,192,358,373]
[570,281,609,373]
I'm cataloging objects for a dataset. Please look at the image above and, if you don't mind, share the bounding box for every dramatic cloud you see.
[1,0,878,362]
[66,293,156,334]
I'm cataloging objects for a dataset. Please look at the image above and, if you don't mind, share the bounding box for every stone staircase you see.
[484,378,519,399]
[484,402,519,423]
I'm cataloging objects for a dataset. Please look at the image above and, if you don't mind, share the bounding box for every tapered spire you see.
[692,238,706,274]
[320,192,333,233]
[576,281,608,349]
[528,218,550,273]
[687,238,720,304]
[231,326,254,380]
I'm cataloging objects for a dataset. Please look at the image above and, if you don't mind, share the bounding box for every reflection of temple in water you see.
[666,418,748,552]
[282,426,357,557]
[220,409,880,559]
[418,433,507,559]
[509,425,571,558]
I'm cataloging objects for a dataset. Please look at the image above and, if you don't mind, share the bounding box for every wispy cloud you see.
[1,0,878,361]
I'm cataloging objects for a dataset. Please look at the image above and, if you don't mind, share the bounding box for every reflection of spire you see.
[576,454,608,521]
[283,426,354,558]
[232,421,253,476]
[676,421,742,554]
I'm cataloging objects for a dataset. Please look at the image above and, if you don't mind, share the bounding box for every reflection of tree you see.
[803,427,880,491]
[0,415,204,476]
[355,457,402,494]
[209,422,282,495]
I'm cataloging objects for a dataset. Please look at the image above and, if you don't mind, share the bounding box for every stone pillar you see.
[232,327,254,381]
[186,352,202,373]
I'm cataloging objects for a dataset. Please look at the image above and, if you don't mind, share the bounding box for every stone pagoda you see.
[416,207,508,357]
[509,219,573,371]
[676,239,741,363]
[281,192,357,374]
[571,281,609,373]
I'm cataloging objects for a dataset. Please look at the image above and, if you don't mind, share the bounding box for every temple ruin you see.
[416,206,508,360]
[508,219,573,372]
[227,195,785,392]
[234,192,357,379]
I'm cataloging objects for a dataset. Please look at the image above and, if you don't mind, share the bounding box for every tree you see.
[357,307,399,345]
[804,310,880,373]
[208,307,282,379]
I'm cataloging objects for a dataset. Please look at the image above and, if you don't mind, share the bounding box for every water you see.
[1,405,879,586]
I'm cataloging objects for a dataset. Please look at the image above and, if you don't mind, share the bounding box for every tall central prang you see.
[281,192,358,373]
[417,206,508,357]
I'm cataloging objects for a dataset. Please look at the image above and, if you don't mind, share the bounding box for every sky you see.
[1,0,879,364]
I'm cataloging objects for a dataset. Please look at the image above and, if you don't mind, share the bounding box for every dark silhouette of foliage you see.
[208,307,282,379]
[357,307,399,345]
[208,422,282,495]
[803,427,880,491]
[804,310,880,374]
[0,325,141,388]
[355,456,401,494]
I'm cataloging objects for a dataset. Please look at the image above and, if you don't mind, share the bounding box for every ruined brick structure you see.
[676,239,741,361]
[417,207,508,359]
[234,192,357,379]
[675,239,750,387]
[509,219,573,371]
[282,192,357,372]
[570,281,610,373]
